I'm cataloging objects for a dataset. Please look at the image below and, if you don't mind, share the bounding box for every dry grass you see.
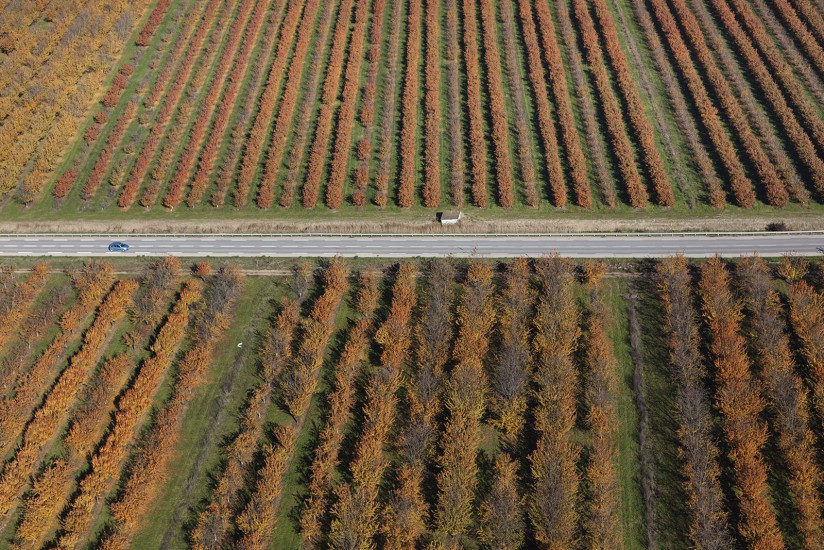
[1,212,823,234]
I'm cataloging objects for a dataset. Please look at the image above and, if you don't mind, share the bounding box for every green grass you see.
[602,278,647,550]
[129,275,278,548]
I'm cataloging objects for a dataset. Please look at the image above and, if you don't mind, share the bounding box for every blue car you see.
[108,241,130,252]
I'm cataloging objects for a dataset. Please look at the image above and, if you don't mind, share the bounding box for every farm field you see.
[1,0,824,221]
[0,255,821,548]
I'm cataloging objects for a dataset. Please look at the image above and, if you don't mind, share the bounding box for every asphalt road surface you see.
[0,234,820,258]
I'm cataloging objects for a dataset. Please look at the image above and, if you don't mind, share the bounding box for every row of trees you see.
[373,0,404,208]
[704,0,824,200]
[0,278,136,528]
[435,262,495,543]
[646,0,755,207]
[573,0,648,208]
[581,269,621,548]
[192,295,302,549]
[628,0,726,207]
[329,263,418,547]
[737,257,822,547]
[0,262,115,459]
[723,0,824,154]
[184,0,282,208]
[396,0,422,208]
[17,262,183,546]
[102,267,241,548]
[698,257,784,547]
[15,353,134,546]
[787,279,824,426]
[463,0,487,208]
[234,0,310,209]
[556,0,617,206]
[351,0,388,207]
[301,0,355,209]
[324,0,370,210]
[55,278,204,549]
[384,261,455,545]
[161,0,261,209]
[81,100,137,201]
[236,261,349,549]
[136,0,172,46]
[116,0,223,208]
[276,0,335,209]
[478,0,515,209]
[529,257,580,546]
[0,263,49,348]
[253,0,319,209]
[668,0,787,207]
[0,280,71,402]
[656,256,730,549]
[0,0,150,201]
[136,0,231,209]
[445,0,464,207]
[519,0,568,208]
[531,0,590,208]
[591,0,675,207]
[299,272,381,547]
[499,0,539,209]
[422,0,442,208]
[210,0,291,207]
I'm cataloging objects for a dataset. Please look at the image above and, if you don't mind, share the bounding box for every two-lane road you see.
[0,233,820,257]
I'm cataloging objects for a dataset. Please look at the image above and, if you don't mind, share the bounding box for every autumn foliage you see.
[478,0,514,208]
[324,0,369,210]
[738,257,822,548]
[657,255,731,549]
[301,0,355,209]
[463,0,488,208]
[529,256,580,547]
[239,0,313,209]
[699,257,784,548]
[421,0,442,208]
[397,0,422,208]
[56,279,203,549]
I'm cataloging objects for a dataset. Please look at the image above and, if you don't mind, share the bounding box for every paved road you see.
[0,234,820,257]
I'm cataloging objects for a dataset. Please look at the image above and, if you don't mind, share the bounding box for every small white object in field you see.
[237,342,243,348]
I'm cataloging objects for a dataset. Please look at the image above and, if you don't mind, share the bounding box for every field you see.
[1,0,823,222]
[0,255,821,549]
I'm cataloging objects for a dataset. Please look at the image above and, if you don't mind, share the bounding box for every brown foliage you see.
[163,0,261,209]
[477,454,525,550]
[57,279,203,548]
[251,0,319,209]
[702,0,824,201]
[573,0,648,207]
[301,0,355,209]
[666,0,787,206]
[528,256,581,546]
[136,0,172,46]
[657,255,731,549]
[646,0,756,207]
[699,257,784,548]
[738,257,822,547]
[118,0,223,208]
[397,0,422,208]
[324,0,370,209]
[463,0,488,207]
[478,0,515,208]
[591,0,675,206]
[421,0,442,208]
